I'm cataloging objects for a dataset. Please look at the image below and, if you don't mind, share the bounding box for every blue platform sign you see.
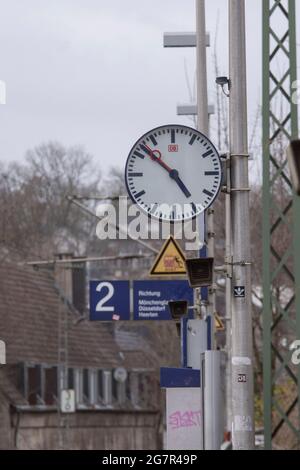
[133,280,194,321]
[89,281,130,321]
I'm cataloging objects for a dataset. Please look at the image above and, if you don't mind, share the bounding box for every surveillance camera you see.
[168,300,189,321]
[185,258,214,288]
[216,76,229,86]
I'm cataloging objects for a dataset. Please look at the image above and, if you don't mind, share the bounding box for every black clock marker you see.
[128,172,143,177]
[171,129,176,144]
[135,190,146,200]
[134,151,145,159]
[149,135,158,146]
[189,134,197,146]
[205,171,219,176]
[203,149,214,158]
[203,189,214,198]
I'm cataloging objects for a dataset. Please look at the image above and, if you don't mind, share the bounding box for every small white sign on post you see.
[61,389,75,413]
[166,388,203,450]
[0,340,6,365]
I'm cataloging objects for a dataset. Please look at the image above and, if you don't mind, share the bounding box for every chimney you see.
[54,253,74,303]
[54,253,86,314]
[72,259,86,315]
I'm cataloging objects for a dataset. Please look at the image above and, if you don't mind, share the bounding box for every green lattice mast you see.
[263,0,300,450]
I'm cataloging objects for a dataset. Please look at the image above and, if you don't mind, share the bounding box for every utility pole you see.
[196,0,221,450]
[229,0,254,450]
[196,0,209,136]
[196,0,215,337]
[55,254,72,449]
[225,152,232,439]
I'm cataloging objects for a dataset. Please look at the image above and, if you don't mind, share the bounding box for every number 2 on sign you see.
[96,282,114,312]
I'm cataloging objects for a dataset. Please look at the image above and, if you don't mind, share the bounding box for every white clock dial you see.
[125,124,222,222]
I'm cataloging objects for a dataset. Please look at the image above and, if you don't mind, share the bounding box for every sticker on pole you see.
[234,286,245,298]
[150,236,186,276]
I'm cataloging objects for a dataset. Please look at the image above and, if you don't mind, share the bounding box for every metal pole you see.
[225,156,232,437]
[196,0,209,136]
[196,0,221,450]
[204,351,222,449]
[262,0,272,449]
[229,0,254,450]
[26,253,154,267]
[196,0,215,335]
[262,0,300,448]
[289,0,300,446]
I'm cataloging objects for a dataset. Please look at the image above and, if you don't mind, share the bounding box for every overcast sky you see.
[0,0,293,176]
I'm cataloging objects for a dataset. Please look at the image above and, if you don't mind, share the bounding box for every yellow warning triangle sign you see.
[215,313,225,331]
[150,236,186,276]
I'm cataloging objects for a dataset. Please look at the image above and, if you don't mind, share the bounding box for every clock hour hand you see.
[169,170,192,198]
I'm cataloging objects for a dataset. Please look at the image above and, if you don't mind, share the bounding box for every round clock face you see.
[125,124,222,222]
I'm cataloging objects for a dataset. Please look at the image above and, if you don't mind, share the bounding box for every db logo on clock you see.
[168,144,178,152]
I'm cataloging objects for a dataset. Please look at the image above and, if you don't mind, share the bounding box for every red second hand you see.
[144,144,172,173]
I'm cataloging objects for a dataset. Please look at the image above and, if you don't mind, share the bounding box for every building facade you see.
[0,262,161,450]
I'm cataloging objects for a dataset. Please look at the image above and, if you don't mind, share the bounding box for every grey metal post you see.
[204,351,222,449]
[196,0,215,338]
[229,0,255,450]
[187,319,208,369]
[225,156,232,436]
[196,0,220,450]
[196,0,209,136]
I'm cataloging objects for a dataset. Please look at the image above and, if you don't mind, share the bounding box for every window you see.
[68,368,74,389]
[102,370,112,406]
[98,369,103,402]
[127,371,157,409]
[127,371,139,408]
[116,381,126,405]
[27,364,43,405]
[139,373,151,408]
[112,373,127,406]
[83,368,89,403]
[74,368,83,405]
[18,363,135,409]
[112,372,118,402]
[44,366,58,405]
[82,368,98,405]
[89,369,97,405]
[20,363,56,405]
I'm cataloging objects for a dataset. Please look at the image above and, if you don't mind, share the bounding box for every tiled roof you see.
[0,367,27,406]
[0,262,121,369]
[115,329,148,352]
[115,329,158,370]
